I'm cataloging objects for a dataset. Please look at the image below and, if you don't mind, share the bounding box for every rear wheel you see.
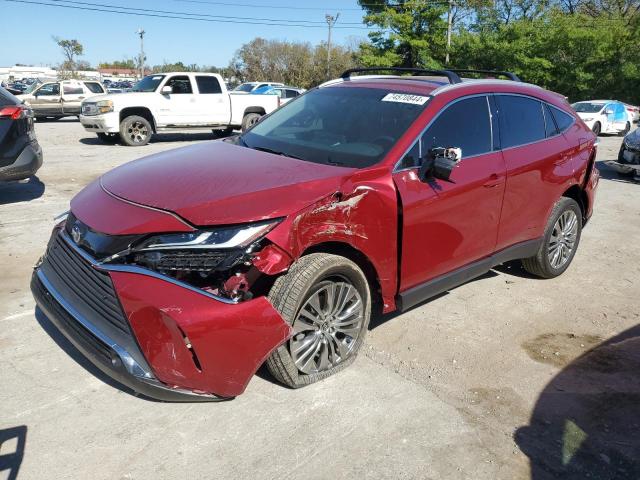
[96,132,119,144]
[266,253,371,388]
[522,197,582,278]
[241,113,261,132]
[619,122,631,137]
[119,115,152,146]
[592,122,601,136]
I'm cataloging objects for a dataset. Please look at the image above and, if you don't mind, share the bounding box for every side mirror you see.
[604,109,613,115]
[161,85,172,95]
[418,147,462,183]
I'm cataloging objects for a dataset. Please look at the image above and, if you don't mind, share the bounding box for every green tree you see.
[53,37,84,78]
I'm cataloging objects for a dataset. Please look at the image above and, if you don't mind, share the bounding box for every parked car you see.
[624,103,640,123]
[0,87,43,181]
[606,127,640,178]
[79,72,280,146]
[253,85,306,105]
[32,67,599,401]
[571,100,631,136]
[17,80,106,120]
[233,81,284,94]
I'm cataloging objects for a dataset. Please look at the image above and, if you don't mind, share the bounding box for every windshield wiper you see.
[252,146,304,161]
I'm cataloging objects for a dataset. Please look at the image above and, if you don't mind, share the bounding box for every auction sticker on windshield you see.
[381,93,429,105]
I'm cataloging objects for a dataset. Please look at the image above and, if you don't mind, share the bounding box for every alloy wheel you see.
[127,121,149,144]
[289,279,364,374]
[548,210,578,269]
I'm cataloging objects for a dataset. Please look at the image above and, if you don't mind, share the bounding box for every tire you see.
[96,132,119,144]
[592,122,601,136]
[618,122,631,137]
[266,253,371,388]
[522,197,582,279]
[241,113,261,132]
[119,115,152,146]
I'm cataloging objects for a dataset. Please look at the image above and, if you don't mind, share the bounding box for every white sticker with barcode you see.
[381,93,429,105]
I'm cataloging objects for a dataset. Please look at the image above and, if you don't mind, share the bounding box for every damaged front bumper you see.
[31,228,292,401]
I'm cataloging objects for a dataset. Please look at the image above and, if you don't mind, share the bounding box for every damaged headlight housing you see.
[136,220,280,251]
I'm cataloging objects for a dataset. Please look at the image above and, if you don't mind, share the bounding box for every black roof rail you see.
[340,67,462,85]
[447,69,521,82]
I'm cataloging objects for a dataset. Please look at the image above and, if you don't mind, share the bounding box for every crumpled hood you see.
[100,141,354,226]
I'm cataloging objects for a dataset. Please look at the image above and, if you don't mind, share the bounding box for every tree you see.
[53,37,84,78]
[99,59,137,70]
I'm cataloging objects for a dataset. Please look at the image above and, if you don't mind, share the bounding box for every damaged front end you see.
[31,211,294,400]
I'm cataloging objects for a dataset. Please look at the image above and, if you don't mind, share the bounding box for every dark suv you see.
[32,68,599,401]
[0,87,42,182]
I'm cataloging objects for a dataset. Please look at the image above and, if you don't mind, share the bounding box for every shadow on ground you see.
[596,160,639,184]
[79,131,233,146]
[0,425,27,480]
[516,325,640,479]
[0,176,45,204]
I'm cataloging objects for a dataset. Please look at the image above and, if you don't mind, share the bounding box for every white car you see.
[571,100,631,136]
[18,80,106,120]
[79,72,280,146]
[624,103,640,123]
[232,81,284,94]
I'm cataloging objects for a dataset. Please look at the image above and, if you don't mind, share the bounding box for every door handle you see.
[483,174,503,188]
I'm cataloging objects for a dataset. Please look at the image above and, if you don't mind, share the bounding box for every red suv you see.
[31,68,599,401]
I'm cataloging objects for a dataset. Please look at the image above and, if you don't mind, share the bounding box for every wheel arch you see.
[301,241,383,316]
[243,106,266,117]
[562,184,589,223]
[119,107,156,132]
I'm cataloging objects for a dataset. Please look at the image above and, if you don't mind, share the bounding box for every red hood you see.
[101,141,354,226]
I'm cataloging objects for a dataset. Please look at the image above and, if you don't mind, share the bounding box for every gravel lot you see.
[1,120,639,480]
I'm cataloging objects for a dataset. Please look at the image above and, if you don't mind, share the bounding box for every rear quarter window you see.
[85,82,104,94]
[548,105,574,133]
[497,95,546,148]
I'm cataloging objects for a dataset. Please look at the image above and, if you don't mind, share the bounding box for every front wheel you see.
[119,115,152,146]
[521,197,582,278]
[592,122,601,136]
[241,113,261,132]
[266,253,371,388]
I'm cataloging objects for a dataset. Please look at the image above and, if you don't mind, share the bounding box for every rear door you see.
[194,75,230,126]
[495,94,573,250]
[392,95,506,291]
[61,81,86,115]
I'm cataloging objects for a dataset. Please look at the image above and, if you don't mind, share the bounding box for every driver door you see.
[155,75,197,126]
[29,82,62,116]
[392,95,506,293]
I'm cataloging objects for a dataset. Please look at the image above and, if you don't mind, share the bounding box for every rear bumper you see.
[32,228,292,401]
[0,141,42,181]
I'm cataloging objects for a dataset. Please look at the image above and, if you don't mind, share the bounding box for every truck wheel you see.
[96,132,119,144]
[618,122,631,137]
[266,253,371,388]
[241,113,261,132]
[521,197,582,278]
[592,122,601,136]
[119,115,152,146]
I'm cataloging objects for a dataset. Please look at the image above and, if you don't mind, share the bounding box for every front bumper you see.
[80,113,120,133]
[0,141,42,182]
[32,228,292,401]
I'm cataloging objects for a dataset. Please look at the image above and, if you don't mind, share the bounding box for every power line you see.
[1,0,376,28]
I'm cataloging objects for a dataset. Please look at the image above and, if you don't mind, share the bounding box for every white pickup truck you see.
[79,72,280,146]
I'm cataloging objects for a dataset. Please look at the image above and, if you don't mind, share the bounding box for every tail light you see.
[0,105,26,120]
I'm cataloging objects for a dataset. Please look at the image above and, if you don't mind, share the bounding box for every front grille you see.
[43,233,132,335]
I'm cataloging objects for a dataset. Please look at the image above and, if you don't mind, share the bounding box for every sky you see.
[0,0,372,68]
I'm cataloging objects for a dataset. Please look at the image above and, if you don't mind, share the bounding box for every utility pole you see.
[325,13,339,79]
[445,0,453,65]
[136,28,145,79]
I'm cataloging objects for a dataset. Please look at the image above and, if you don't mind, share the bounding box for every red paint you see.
[110,270,292,397]
[53,76,598,397]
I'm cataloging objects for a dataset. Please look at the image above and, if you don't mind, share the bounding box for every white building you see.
[0,65,57,83]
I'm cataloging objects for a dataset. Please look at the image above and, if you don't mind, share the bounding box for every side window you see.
[165,76,193,94]
[257,83,268,89]
[63,84,84,95]
[37,83,60,96]
[196,76,222,94]
[543,103,560,137]
[422,96,492,158]
[548,105,574,133]
[497,95,546,148]
[285,89,299,99]
[398,140,421,170]
[85,82,104,94]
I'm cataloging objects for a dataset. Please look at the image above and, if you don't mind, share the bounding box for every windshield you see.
[242,87,428,169]
[132,75,165,92]
[24,82,40,94]
[572,102,605,113]
[234,83,256,92]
